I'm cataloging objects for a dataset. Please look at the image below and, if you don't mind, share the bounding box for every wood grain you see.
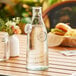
[0,35,76,76]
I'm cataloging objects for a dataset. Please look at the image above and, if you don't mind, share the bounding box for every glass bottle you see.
[0,32,9,61]
[26,7,48,70]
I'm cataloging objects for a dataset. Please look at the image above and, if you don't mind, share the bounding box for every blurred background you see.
[0,0,68,33]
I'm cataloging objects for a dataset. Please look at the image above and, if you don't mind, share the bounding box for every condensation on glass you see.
[26,7,48,70]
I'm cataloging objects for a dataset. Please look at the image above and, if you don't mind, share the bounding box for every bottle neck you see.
[32,7,43,25]
[32,7,42,18]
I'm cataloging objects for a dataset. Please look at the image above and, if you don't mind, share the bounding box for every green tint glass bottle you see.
[26,7,48,70]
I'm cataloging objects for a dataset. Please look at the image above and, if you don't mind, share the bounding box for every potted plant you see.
[1,17,21,57]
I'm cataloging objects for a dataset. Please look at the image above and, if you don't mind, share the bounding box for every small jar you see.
[0,32,9,61]
[10,35,19,57]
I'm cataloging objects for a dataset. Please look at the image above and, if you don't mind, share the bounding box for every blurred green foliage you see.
[0,0,44,23]
[48,0,62,5]
[0,0,64,33]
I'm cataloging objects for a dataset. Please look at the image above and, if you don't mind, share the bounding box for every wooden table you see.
[0,35,76,76]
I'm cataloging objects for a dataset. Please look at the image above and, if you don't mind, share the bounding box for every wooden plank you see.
[0,65,72,76]
[0,70,44,76]
[0,35,76,76]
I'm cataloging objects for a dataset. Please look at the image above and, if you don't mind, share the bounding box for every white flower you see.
[14,26,19,29]
[16,17,20,24]
[5,21,12,26]
[12,18,16,21]
[11,22,16,27]
[12,17,20,24]
[5,21,16,27]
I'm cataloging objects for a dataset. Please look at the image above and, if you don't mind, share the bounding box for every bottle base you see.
[26,66,48,71]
